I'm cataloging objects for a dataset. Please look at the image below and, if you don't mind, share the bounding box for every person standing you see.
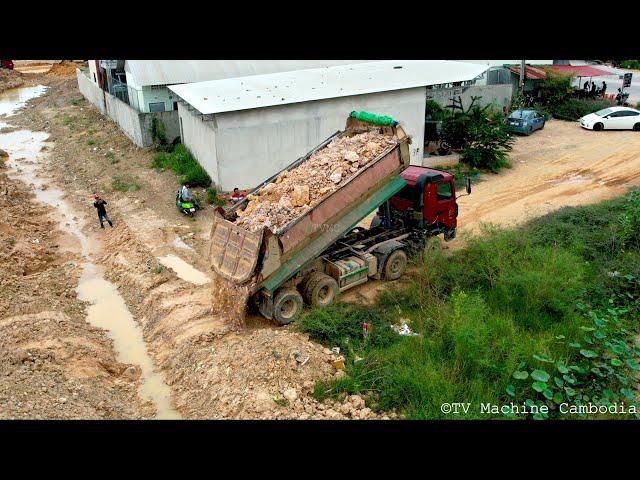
[601,81,607,98]
[93,195,113,228]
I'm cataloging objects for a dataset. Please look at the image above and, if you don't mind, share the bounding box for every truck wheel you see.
[303,272,339,308]
[382,249,407,281]
[444,228,456,241]
[273,288,303,325]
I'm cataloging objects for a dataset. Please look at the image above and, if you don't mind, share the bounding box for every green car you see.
[505,109,546,135]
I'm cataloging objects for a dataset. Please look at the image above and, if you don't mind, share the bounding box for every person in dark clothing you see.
[93,195,113,228]
[601,81,607,97]
[583,80,589,90]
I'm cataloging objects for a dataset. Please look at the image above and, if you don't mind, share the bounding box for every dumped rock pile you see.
[235,130,397,233]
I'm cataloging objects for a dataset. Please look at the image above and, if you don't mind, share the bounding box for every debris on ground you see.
[235,131,397,233]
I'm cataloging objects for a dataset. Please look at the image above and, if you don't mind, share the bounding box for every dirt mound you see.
[235,130,397,233]
[0,68,24,93]
[47,61,81,77]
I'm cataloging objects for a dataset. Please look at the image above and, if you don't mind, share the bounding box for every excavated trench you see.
[1,85,181,419]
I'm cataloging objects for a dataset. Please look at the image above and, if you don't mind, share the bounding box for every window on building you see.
[93,73,96,83]
[148,102,165,112]
[173,101,178,111]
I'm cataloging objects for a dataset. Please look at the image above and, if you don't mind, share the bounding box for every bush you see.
[461,116,514,172]
[206,187,226,206]
[620,60,640,70]
[550,98,615,121]
[149,114,171,151]
[425,99,450,121]
[151,144,211,188]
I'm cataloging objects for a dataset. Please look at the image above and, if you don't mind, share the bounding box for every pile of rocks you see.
[235,130,397,233]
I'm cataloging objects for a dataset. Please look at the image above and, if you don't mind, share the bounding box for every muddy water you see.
[0,86,181,419]
[0,85,47,117]
[158,254,210,285]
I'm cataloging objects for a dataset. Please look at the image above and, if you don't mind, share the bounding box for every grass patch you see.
[151,144,211,188]
[112,174,141,192]
[297,190,640,419]
[69,97,82,106]
[86,139,95,146]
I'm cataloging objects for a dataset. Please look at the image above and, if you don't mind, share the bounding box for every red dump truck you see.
[209,113,470,324]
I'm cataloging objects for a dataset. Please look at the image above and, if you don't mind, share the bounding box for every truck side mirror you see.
[466,177,472,195]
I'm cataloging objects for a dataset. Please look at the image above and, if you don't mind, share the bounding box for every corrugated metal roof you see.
[124,60,371,87]
[508,64,611,80]
[168,60,488,115]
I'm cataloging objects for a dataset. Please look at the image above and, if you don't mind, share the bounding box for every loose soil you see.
[5,75,389,419]
[0,171,152,419]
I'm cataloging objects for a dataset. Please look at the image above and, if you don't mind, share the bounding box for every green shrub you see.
[151,144,211,188]
[460,117,514,172]
[550,98,615,121]
[425,99,450,121]
[620,60,640,70]
[206,187,226,206]
[619,189,640,248]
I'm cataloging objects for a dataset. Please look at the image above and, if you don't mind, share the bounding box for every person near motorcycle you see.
[179,184,201,210]
[93,195,113,228]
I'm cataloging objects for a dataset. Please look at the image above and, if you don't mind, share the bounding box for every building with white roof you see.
[169,60,488,190]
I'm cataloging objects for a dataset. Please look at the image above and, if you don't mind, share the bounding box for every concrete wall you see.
[77,69,106,114]
[426,84,514,112]
[177,102,218,181]
[192,87,426,191]
[77,69,180,147]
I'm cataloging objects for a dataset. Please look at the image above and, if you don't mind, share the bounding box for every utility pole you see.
[520,59,526,95]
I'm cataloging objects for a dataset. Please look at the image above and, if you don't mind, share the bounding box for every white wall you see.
[177,102,219,181]
[200,87,426,191]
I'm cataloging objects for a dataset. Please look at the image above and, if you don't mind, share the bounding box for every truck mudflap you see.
[209,214,264,284]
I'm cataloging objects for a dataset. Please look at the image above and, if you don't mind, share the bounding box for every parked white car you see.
[580,106,640,131]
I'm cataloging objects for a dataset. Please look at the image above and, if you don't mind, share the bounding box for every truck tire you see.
[382,249,407,281]
[444,228,456,241]
[303,272,339,308]
[273,288,303,325]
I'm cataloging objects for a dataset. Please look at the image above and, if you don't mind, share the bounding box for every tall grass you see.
[152,144,211,188]
[297,190,640,419]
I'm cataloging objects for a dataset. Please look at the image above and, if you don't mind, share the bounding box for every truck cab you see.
[385,166,463,240]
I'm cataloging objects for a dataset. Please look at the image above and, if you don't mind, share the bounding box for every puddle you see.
[0,85,47,117]
[1,85,181,420]
[158,254,210,285]
[172,234,193,251]
[77,264,180,419]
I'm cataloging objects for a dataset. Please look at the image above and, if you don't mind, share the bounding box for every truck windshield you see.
[437,182,452,201]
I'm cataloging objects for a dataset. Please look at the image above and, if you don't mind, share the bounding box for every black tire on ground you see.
[444,228,456,241]
[528,126,533,135]
[634,123,640,132]
[540,121,545,130]
[593,122,604,131]
[273,288,303,325]
[382,249,408,281]
[303,272,339,308]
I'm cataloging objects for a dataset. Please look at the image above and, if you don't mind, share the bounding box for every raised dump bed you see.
[208,112,412,322]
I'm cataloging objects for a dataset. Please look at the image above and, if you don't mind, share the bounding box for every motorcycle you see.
[616,91,630,106]
[175,191,201,217]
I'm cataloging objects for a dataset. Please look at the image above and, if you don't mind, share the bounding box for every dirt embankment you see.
[8,76,392,419]
[0,170,151,419]
[0,69,24,94]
